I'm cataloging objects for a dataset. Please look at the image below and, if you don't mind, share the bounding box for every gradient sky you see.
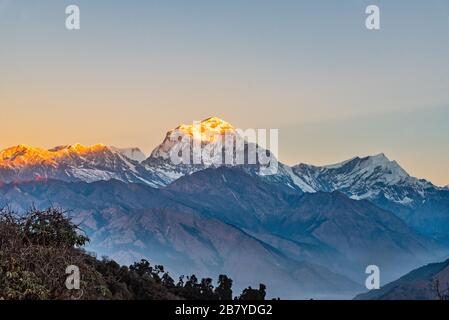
[1,0,449,185]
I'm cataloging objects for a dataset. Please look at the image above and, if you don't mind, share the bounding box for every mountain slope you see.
[355,258,449,300]
[275,192,440,282]
[110,146,147,162]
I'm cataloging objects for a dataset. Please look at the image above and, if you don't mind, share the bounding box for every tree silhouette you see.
[22,207,88,248]
[130,259,153,277]
[162,273,175,289]
[215,275,233,300]
[200,278,215,300]
[238,284,266,300]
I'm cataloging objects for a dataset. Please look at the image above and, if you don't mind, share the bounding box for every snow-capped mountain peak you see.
[0,145,52,166]
[292,153,434,205]
[337,153,410,185]
[149,116,237,160]
[145,117,239,183]
[143,117,308,191]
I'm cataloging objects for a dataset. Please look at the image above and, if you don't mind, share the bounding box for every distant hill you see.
[355,258,449,300]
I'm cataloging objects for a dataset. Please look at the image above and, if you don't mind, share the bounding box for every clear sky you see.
[1,0,449,185]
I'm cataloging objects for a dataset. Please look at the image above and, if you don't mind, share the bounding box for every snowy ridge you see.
[292,153,437,206]
[0,144,165,187]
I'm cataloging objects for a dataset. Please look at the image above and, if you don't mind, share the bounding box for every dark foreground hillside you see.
[0,208,267,300]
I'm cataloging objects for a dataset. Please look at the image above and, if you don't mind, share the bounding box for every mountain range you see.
[0,143,166,187]
[1,116,448,299]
